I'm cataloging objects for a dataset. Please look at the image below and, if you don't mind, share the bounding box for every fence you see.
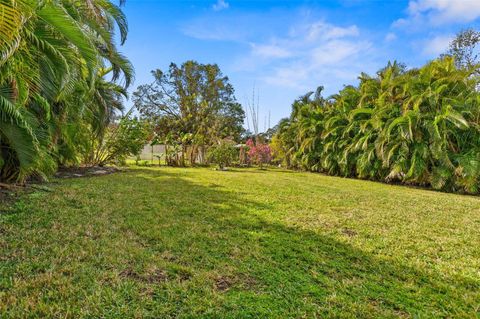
[136,144,167,161]
[134,144,248,166]
[133,144,205,165]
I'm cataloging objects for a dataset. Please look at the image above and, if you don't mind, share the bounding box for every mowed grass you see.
[1,167,480,318]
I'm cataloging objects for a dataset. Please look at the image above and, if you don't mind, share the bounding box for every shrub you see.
[246,139,272,168]
[208,139,237,170]
[89,117,150,166]
[270,135,288,167]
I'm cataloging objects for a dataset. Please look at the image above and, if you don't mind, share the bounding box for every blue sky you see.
[120,0,480,131]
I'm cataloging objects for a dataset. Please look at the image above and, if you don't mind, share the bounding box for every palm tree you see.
[273,57,480,194]
[0,0,133,182]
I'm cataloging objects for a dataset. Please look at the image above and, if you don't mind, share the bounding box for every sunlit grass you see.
[1,167,479,318]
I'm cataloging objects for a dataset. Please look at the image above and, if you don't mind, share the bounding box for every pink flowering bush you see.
[246,138,272,168]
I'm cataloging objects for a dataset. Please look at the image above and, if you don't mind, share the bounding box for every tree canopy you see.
[133,61,244,165]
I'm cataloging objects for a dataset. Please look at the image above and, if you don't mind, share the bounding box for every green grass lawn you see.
[1,167,479,318]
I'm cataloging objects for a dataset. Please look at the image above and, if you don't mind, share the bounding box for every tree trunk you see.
[165,144,169,166]
[181,144,186,167]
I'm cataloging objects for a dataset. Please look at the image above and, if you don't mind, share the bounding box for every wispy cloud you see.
[394,0,480,28]
[181,12,267,42]
[251,44,292,58]
[310,40,368,66]
[243,20,374,90]
[384,32,397,42]
[213,0,229,12]
[302,22,359,41]
[421,34,453,56]
[181,9,384,94]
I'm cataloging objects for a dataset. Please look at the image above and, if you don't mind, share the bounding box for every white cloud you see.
[385,32,397,42]
[243,20,375,89]
[394,0,480,27]
[286,20,359,42]
[213,0,229,11]
[422,35,453,56]
[184,13,379,92]
[310,40,368,66]
[263,64,309,89]
[303,22,359,41]
[251,44,292,58]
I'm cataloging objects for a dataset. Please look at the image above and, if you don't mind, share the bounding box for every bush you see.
[270,135,288,167]
[246,139,271,168]
[208,139,237,170]
[89,117,150,166]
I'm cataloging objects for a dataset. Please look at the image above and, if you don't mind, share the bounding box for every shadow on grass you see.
[2,168,478,317]
[121,168,478,317]
[226,167,297,174]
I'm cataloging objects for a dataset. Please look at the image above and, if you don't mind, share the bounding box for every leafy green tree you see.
[133,61,245,165]
[100,117,150,165]
[445,28,480,71]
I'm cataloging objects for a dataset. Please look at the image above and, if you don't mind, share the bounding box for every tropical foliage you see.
[0,0,132,183]
[273,57,480,194]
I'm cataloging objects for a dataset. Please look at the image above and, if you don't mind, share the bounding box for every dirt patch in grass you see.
[0,189,12,204]
[215,276,233,291]
[214,274,258,292]
[55,166,121,179]
[342,228,358,237]
[0,188,27,212]
[176,270,192,282]
[120,268,170,284]
[147,269,169,283]
[119,268,144,281]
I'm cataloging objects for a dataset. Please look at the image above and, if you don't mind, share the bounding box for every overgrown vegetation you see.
[272,56,480,193]
[85,116,151,166]
[0,0,132,183]
[1,167,479,317]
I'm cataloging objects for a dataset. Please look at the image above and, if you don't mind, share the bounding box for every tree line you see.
[3,1,478,192]
[271,30,480,194]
